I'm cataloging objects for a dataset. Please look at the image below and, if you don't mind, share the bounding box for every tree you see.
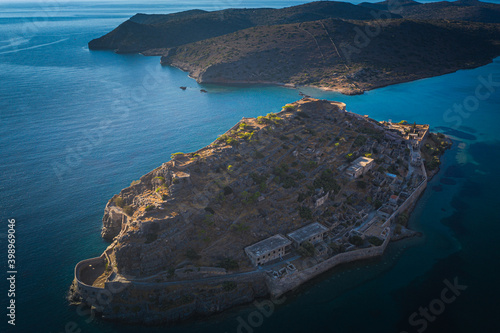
[297,242,315,257]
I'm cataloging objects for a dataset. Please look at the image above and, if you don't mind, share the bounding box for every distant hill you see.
[358,0,500,23]
[160,18,500,94]
[88,1,400,53]
[88,0,500,94]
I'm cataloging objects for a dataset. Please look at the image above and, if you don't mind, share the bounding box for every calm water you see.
[1,2,499,333]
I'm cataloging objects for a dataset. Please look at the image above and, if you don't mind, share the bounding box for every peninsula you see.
[88,0,500,94]
[69,98,450,324]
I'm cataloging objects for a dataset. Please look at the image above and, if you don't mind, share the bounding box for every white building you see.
[346,156,374,178]
[287,222,329,248]
[245,234,292,266]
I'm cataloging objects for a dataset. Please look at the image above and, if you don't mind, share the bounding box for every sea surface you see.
[1,2,499,333]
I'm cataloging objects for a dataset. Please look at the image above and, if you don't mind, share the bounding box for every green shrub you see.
[356,180,367,189]
[123,205,134,216]
[349,235,364,246]
[282,177,297,189]
[223,186,233,196]
[297,192,308,202]
[297,242,315,257]
[367,236,383,246]
[302,161,317,171]
[313,169,341,193]
[257,113,281,125]
[298,206,312,219]
[250,172,267,185]
[238,131,254,141]
[145,205,154,212]
[345,153,355,162]
[254,151,265,159]
[185,249,201,260]
[171,152,184,159]
[353,135,367,147]
[114,196,124,208]
[239,122,249,130]
[217,258,239,270]
[304,128,316,136]
[329,243,345,254]
[227,137,239,146]
[231,222,250,232]
[222,281,237,291]
[145,233,157,244]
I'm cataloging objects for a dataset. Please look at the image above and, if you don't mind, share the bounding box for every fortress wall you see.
[74,254,107,307]
[98,271,269,324]
[269,232,391,297]
[383,177,427,228]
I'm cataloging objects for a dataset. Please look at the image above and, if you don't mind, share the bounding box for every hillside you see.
[359,0,500,23]
[160,18,500,94]
[88,1,399,53]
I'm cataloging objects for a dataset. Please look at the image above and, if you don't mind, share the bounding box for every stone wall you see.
[268,231,391,297]
[74,254,107,307]
[97,271,268,324]
[383,176,427,228]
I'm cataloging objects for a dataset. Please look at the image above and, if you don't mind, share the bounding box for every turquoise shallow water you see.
[0,2,499,333]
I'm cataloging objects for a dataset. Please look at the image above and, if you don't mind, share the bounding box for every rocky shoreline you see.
[69,98,450,324]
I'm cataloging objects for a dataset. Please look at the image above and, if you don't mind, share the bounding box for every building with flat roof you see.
[346,156,374,178]
[245,234,292,266]
[287,222,329,248]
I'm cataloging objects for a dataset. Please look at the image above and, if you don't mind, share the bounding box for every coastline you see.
[69,98,450,324]
[160,56,495,96]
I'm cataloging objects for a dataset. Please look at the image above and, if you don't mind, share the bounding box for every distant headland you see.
[88,0,500,94]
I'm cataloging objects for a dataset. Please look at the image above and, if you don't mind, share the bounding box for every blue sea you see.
[1,1,499,333]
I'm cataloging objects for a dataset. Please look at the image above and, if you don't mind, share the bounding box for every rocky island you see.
[69,98,450,324]
[89,0,500,94]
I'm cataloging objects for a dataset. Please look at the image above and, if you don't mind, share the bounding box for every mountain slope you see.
[359,0,500,23]
[160,18,500,94]
[89,1,399,53]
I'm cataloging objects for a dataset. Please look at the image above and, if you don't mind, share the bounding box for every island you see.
[68,98,450,324]
[88,0,500,94]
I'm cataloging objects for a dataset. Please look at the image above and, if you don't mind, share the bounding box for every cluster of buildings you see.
[380,121,429,149]
[244,222,329,266]
[245,118,430,269]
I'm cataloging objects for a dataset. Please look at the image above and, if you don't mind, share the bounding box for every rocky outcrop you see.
[101,203,128,240]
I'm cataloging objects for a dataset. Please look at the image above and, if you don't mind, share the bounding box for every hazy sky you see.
[1,0,500,4]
